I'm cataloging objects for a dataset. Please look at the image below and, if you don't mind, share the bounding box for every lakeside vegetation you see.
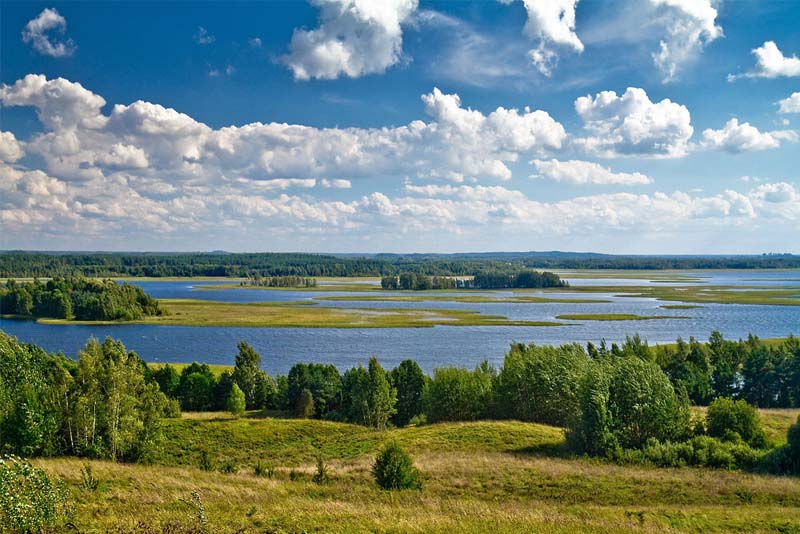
[2,251,799,280]
[0,278,163,321]
[555,313,684,321]
[380,270,568,290]
[2,329,800,531]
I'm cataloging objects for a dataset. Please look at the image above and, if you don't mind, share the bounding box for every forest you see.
[241,275,317,288]
[0,278,163,321]
[1,251,799,279]
[380,270,568,290]
[2,330,799,474]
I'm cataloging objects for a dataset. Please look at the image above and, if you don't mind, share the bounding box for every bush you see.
[218,458,238,474]
[639,436,764,470]
[226,383,246,417]
[0,455,73,532]
[706,397,767,448]
[296,388,315,418]
[312,456,329,484]
[253,461,273,478]
[372,442,422,490]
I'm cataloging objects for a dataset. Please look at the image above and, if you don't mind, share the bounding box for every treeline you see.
[381,270,567,290]
[0,332,175,461]
[3,330,799,474]
[0,278,162,321]
[2,251,799,279]
[241,275,317,288]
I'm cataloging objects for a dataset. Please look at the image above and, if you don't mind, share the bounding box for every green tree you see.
[424,362,494,423]
[344,358,396,429]
[68,337,168,461]
[494,342,588,425]
[296,389,315,418]
[232,341,263,409]
[706,397,767,448]
[389,360,426,427]
[226,383,246,417]
[372,442,421,490]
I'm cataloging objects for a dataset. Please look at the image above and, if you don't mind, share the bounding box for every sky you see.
[0,0,798,254]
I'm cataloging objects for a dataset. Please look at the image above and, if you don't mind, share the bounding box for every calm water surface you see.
[1,273,798,374]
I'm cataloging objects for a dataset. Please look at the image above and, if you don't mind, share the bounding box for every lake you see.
[1,272,798,374]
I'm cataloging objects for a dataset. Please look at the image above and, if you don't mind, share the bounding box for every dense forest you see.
[241,275,317,288]
[0,278,162,321]
[381,270,567,290]
[1,251,798,278]
[2,330,799,474]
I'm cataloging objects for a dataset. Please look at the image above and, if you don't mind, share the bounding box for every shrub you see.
[226,383,246,417]
[253,461,273,478]
[218,458,238,474]
[163,398,182,418]
[296,388,315,418]
[0,455,73,532]
[199,450,214,472]
[706,397,767,448]
[372,442,421,490]
[312,456,329,484]
[81,463,99,490]
[640,436,764,470]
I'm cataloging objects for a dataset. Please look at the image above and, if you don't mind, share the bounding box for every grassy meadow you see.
[34,409,800,533]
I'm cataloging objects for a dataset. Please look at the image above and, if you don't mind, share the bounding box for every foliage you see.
[495,342,588,426]
[372,442,421,490]
[312,456,329,484]
[424,362,494,423]
[296,389,315,418]
[0,455,73,533]
[0,277,162,321]
[706,397,767,448]
[569,357,690,456]
[389,360,427,427]
[226,384,246,417]
[242,275,316,288]
[341,357,396,429]
[286,363,341,417]
[232,341,275,409]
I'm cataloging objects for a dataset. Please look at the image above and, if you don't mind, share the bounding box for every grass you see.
[659,304,703,309]
[33,414,800,533]
[34,299,569,328]
[558,284,800,306]
[555,313,685,321]
[148,362,233,378]
[315,295,610,304]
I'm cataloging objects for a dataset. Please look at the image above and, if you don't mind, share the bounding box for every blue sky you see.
[1,0,798,253]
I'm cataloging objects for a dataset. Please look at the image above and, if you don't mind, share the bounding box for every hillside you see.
[34,413,800,533]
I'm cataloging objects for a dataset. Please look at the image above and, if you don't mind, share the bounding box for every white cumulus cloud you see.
[778,92,800,114]
[574,87,693,158]
[21,8,76,57]
[649,0,722,82]
[531,159,652,185]
[0,132,25,163]
[730,41,800,80]
[500,0,583,76]
[701,118,797,153]
[283,0,418,80]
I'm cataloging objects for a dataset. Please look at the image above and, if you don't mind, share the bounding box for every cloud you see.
[193,26,216,45]
[0,132,25,163]
[778,92,800,114]
[21,8,76,57]
[320,178,352,189]
[248,37,262,48]
[729,41,800,80]
[574,87,693,158]
[209,65,235,77]
[500,0,583,76]
[701,118,797,153]
[0,75,566,190]
[282,0,418,80]
[531,159,652,185]
[649,0,722,82]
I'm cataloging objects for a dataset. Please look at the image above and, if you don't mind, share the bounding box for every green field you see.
[34,410,800,533]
